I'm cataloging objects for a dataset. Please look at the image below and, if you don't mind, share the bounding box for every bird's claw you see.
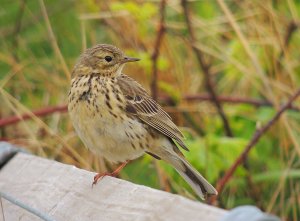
[92,172,117,187]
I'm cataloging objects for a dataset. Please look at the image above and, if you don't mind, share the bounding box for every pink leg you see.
[92,161,129,186]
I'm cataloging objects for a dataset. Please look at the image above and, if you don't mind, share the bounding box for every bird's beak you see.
[121,56,140,64]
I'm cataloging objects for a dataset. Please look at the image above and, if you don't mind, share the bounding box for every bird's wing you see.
[117,74,188,151]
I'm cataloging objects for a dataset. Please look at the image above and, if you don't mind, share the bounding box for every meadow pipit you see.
[68,44,217,199]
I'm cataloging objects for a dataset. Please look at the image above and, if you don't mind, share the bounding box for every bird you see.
[68,44,217,200]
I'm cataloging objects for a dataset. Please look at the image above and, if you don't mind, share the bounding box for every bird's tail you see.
[176,157,217,199]
[161,151,218,200]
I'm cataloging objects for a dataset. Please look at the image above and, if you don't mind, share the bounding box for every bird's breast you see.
[68,75,149,163]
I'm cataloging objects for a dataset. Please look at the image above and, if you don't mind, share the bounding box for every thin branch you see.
[0,105,67,127]
[279,21,298,60]
[12,0,27,37]
[274,21,299,73]
[39,0,70,80]
[211,87,300,203]
[11,0,27,61]
[151,0,167,101]
[159,94,300,111]
[1,94,299,128]
[181,0,233,137]
[1,0,75,39]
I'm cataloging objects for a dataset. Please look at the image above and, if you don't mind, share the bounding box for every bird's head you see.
[72,44,139,78]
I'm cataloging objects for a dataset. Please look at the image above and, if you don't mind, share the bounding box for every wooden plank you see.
[0,153,226,221]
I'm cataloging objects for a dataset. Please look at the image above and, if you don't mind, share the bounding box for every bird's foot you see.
[92,160,129,186]
[92,172,116,186]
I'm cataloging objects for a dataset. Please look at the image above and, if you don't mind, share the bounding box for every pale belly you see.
[69,103,148,163]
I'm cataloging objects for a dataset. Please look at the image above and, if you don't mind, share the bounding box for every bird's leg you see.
[92,160,130,186]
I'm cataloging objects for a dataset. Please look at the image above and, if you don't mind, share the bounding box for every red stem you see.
[210,88,300,203]
[160,94,299,111]
[0,105,67,127]
[151,0,167,101]
[0,94,299,128]
[181,0,233,137]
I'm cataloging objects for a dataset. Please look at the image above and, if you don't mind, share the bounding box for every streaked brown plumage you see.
[68,44,217,199]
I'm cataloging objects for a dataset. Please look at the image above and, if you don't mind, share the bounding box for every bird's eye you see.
[104,56,112,62]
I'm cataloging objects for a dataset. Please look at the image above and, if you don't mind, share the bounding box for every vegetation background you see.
[1,0,300,220]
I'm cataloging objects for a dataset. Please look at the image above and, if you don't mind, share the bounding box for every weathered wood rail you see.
[0,152,226,221]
